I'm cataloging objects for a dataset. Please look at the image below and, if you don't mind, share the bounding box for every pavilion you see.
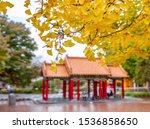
[41,56,128,101]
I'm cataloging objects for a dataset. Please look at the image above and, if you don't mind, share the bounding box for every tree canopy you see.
[0,28,9,72]
[0,16,39,87]
[0,0,150,71]
[135,57,150,86]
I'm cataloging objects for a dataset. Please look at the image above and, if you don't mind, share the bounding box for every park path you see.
[0,94,150,112]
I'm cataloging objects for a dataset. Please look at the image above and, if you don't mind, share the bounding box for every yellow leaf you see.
[55,42,58,49]
[51,33,57,38]
[62,40,75,47]
[5,2,14,8]
[73,37,84,44]
[50,62,57,73]
[59,47,66,53]
[84,47,90,54]
[47,32,57,38]
[26,17,31,22]
[47,41,53,48]
[33,13,42,18]
[59,58,64,64]
[47,50,53,56]
[79,0,85,4]
[1,9,7,15]
[25,9,32,15]
[64,28,70,34]
[82,29,90,38]
[0,1,14,15]
[24,0,30,8]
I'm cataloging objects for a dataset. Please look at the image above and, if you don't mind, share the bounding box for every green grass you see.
[125,92,150,97]
[0,89,41,94]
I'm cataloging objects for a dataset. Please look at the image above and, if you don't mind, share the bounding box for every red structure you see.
[63,80,66,99]
[122,79,125,98]
[42,79,49,101]
[113,79,116,97]
[41,56,128,101]
[99,80,103,99]
[93,81,97,99]
[104,80,108,99]
[87,80,90,99]
[77,80,80,101]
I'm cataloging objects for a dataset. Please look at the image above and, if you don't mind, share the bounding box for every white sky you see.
[6,0,86,63]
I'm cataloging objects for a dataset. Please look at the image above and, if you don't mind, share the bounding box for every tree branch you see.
[100,7,144,39]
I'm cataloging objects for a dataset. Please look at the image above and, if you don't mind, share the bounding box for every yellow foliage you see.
[47,41,53,48]
[0,1,14,15]
[63,40,75,47]
[59,58,64,64]
[50,62,57,72]
[25,9,32,15]
[1,0,150,65]
[24,0,30,8]
[47,50,53,56]
[59,47,66,53]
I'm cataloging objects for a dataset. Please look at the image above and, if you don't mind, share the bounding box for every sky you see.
[6,0,86,63]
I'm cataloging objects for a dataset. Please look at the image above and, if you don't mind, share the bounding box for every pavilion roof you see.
[41,56,128,79]
[64,57,110,76]
[107,65,128,78]
[41,63,69,78]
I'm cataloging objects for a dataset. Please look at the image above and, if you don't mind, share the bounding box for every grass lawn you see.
[125,92,150,97]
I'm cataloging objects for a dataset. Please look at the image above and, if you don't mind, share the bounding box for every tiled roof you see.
[41,56,128,78]
[107,65,128,78]
[65,57,110,76]
[42,63,69,78]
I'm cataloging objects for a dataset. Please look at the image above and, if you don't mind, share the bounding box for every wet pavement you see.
[0,94,150,112]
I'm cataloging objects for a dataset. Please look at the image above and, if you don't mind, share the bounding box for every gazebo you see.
[41,56,128,101]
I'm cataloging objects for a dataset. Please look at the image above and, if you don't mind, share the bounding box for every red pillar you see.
[93,81,95,98]
[93,81,97,99]
[88,80,90,99]
[77,80,80,101]
[104,80,108,99]
[45,79,49,101]
[122,78,125,98]
[70,80,74,100]
[68,80,71,100]
[69,80,74,100]
[113,79,116,97]
[99,80,103,100]
[63,80,66,99]
[102,81,105,98]
[42,79,45,100]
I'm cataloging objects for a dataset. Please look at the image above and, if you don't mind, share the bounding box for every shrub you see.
[125,92,150,97]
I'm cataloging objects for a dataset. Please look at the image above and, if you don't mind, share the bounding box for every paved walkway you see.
[0,94,150,112]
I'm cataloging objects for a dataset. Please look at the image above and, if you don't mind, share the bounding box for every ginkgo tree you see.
[0,0,150,72]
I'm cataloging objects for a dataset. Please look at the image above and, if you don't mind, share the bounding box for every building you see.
[41,56,128,101]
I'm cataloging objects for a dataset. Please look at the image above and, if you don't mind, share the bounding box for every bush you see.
[125,92,150,97]
[14,89,32,94]
[0,89,8,94]
[31,80,42,91]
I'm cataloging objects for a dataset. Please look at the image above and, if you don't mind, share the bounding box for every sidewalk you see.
[0,94,150,112]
